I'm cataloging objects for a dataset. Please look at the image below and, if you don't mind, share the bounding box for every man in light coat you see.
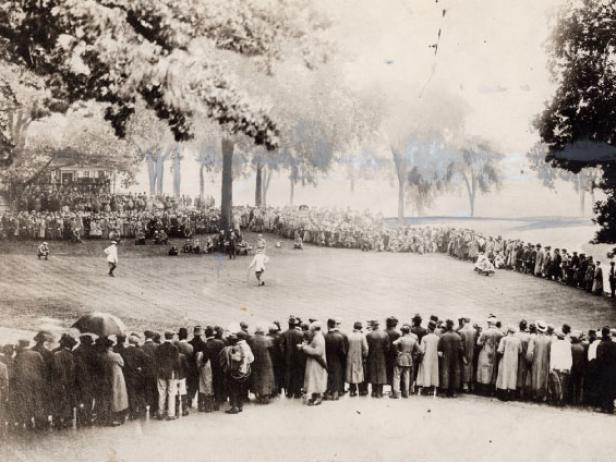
[104,241,119,277]
[346,322,368,397]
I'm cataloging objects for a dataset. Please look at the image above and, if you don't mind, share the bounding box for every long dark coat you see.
[249,334,276,397]
[73,343,97,408]
[325,330,348,394]
[51,348,76,418]
[596,339,616,409]
[385,328,400,385]
[31,344,53,417]
[280,328,305,395]
[366,329,390,385]
[12,349,45,424]
[205,338,226,402]
[267,332,284,394]
[437,331,464,392]
[122,346,148,414]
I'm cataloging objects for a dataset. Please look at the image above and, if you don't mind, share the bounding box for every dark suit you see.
[280,328,305,398]
[366,329,390,396]
[140,340,158,410]
[597,339,616,413]
[324,330,348,398]
[51,348,75,424]
[73,343,97,423]
[385,328,401,386]
[123,346,148,417]
[13,350,45,427]
[205,338,226,404]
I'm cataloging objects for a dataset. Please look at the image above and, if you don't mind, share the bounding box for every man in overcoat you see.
[280,317,305,399]
[366,320,390,398]
[324,319,348,400]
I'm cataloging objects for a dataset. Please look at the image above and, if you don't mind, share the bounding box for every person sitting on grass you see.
[135,229,146,245]
[293,230,303,250]
[37,242,49,260]
[193,238,202,254]
[168,245,179,256]
[182,239,193,253]
[154,229,168,245]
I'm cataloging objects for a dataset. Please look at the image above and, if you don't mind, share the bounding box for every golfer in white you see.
[104,241,119,277]
[248,251,269,286]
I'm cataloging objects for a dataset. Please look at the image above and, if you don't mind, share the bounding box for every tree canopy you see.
[0,0,327,151]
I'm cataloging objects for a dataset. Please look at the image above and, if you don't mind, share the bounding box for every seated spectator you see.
[135,229,146,245]
[168,245,179,256]
[182,239,193,254]
[37,242,50,260]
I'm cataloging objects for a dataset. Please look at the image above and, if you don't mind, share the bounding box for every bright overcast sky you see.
[319,0,564,157]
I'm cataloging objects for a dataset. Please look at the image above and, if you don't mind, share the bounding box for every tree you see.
[535,0,616,241]
[0,0,318,148]
[447,137,503,217]
[527,142,602,216]
[124,106,175,195]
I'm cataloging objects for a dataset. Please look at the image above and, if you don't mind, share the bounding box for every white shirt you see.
[104,244,118,264]
[249,253,269,272]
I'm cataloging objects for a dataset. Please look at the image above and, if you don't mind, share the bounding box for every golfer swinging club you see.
[104,240,119,277]
[248,248,269,286]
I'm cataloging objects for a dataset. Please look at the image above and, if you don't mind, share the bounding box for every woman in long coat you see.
[101,338,129,426]
[476,320,503,394]
[496,328,522,400]
[346,323,368,396]
[515,321,533,398]
[526,323,552,402]
[250,327,276,403]
[417,323,439,390]
[300,323,327,405]
[458,319,476,391]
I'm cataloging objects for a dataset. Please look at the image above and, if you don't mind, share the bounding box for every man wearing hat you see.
[155,332,180,420]
[416,320,439,392]
[596,327,616,414]
[104,240,119,277]
[549,330,572,405]
[174,327,194,416]
[324,319,347,401]
[476,317,503,396]
[385,317,400,388]
[366,320,390,398]
[346,322,368,397]
[280,316,305,399]
[51,334,77,428]
[205,326,227,409]
[528,320,552,402]
[31,330,54,427]
[37,242,49,260]
[188,326,207,408]
[458,318,476,392]
[391,324,421,398]
[122,334,148,419]
[12,339,45,428]
[140,330,158,413]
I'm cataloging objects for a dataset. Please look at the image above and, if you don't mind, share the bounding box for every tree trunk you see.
[145,153,157,195]
[392,149,407,224]
[255,162,263,207]
[579,188,586,217]
[263,167,272,208]
[289,178,295,206]
[221,138,234,231]
[172,147,181,198]
[199,164,205,198]
[155,150,165,195]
